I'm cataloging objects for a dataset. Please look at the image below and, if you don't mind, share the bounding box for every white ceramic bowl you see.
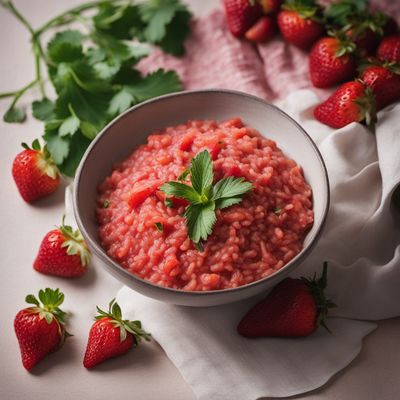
[73,89,329,307]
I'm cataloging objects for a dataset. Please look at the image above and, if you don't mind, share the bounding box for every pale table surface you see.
[0,1,399,400]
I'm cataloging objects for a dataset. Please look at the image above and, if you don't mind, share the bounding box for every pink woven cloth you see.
[138,0,400,102]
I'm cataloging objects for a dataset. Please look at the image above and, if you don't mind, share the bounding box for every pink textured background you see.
[139,0,400,102]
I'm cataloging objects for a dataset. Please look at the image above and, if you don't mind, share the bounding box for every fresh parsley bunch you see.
[0,0,191,176]
[161,150,253,247]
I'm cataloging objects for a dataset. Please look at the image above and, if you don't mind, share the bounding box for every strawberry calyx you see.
[95,299,151,344]
[25,288,71,340]
[282,0,322,22]
[358,58,400,75]
[22,139,59,180]
[301,262,336,332]
[328,30,357,57]
[345,11,388,39]
[354,85,377,131]
[58,216,91,267]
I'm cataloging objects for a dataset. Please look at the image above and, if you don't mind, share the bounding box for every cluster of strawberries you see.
[12,142,151,370]
[223,0,400,129]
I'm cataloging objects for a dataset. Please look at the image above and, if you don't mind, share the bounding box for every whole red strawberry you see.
[223,0,262,37]
[259,0,282,14]
[314,81,377,129]
[12,139,60,203]
[377,35,400,63]
[360,62,400,110]
[309,35,357,88]
[83,299,151,368]
[238,263,335,338]
[245,16,276,43]
[14,288,71,370]
[34,217,91,278]
[277,0,324,49]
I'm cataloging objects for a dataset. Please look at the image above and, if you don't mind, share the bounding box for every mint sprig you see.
[160,150,253,245]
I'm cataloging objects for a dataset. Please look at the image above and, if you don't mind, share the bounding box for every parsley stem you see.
[2,0,35,35]
[35,0,130,37]
[5,80,38,109]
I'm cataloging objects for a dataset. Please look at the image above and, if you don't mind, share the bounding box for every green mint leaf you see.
[59,114,80,136]
[160,182,202,204]
[212,176,253,201]
[3,105,26,123]
[190,150,213,196]
[185,202,216,243]
[215,196,243,210]
[154,222,163,232]
[32,98,56,121]
[125,69,181,103]
[108,89,135,115]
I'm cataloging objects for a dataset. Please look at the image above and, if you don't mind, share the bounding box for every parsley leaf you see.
[3,105,26,123]
[160,150,252,244]
[139,0,191,56]
[1,0,188,176]
[32,98,56,121]
[124,69,181,102]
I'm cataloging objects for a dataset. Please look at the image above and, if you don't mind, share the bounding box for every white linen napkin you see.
[68,89,400,399]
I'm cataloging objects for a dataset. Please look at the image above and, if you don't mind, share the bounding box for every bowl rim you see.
[73,88,330,297]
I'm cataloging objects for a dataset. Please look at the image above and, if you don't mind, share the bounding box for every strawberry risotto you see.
[96,118,313,291]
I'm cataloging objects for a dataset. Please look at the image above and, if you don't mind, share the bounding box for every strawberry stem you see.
[59,216,91,267]
[94,299,151,344]
[301,262,336,332]
[25,288,71,338]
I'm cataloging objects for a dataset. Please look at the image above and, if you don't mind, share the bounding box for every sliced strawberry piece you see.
[245,16,276,43]
[223,0,263,37]
[128,180,162,208]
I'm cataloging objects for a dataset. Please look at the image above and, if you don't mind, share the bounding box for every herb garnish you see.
[0,0,191,176]
[160,150,253,245]
[154,222,164,232]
